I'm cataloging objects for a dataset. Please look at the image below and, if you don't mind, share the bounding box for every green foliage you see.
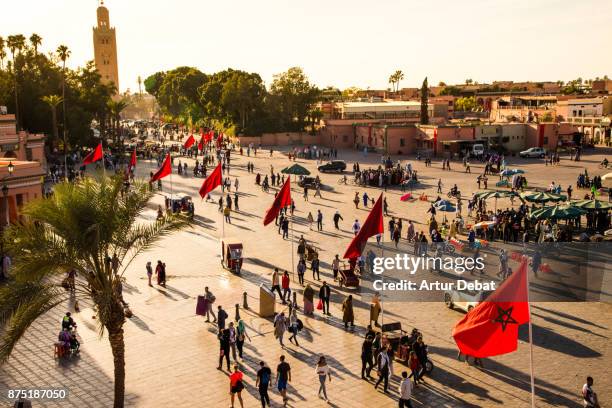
[454,96,478,112]
[0,175,188,406]
[0,35,115,148]
[269,67,320,132]
[439,86,463,96]
[420,77,429,125]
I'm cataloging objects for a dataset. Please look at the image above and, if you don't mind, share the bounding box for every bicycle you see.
[337,176,352,185]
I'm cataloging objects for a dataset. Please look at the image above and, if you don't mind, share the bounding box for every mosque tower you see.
[93,1,119,93]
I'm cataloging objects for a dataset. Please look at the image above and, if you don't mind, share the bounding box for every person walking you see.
[256,361,272,408]
[234,192,239,211]
[276,355,291,406]
[274,312,288,347]
[146,261,153,286]
[229,364,245,408]
[315,355,332,402]
[281,218,289,239]
[353,192,360,209]
[331,254,340,281]
[333,210,343,229]
[217,305,228,331]
[204,286,217,323]
[361,336,374,379]
[297,258,306,285]
[398,371,414,408]
[217,328,231,371]
[582,376,600,408]
[342,295,355,329]
[303,283,315,315]
[307,211,314,230]
[281,270,291,303]
[236,318,250,359]
[311,256,320,280]
[155,260,165,287]
[303,186,309,201]
[319,281,331,315]
[352,219,361,235]
[224,318,238,362]
[374,344,391,393]
[408,351,422,386]
[288,309,300,346]
[271,268,283,300]
[316,210,323,231]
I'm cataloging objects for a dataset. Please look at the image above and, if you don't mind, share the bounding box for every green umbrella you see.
[520,191,567,203]
[572,199,612,210]
[474,190,517,200]
[281,163,311,176]
[529,205,586,220]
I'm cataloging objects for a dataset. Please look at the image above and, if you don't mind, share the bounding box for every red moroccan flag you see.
[82,143,103,165]
[198,137,204,151]
[183,134,195,149]
[452,258,530,358]
[216,133,223,148]
[130,148,137,168]
[150,154,171,182]
[263,178,292,226]
[343,193,384,259]
[199,163,222,198]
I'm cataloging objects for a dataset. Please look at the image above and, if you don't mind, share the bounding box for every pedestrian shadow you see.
[532,313,607,339]
[122,282,141,295]
[531,305,608,329]
[127,314,155,334]
[517,323,601,357]
[432,345,583,407]
[163,284,192,300]
[153,287,178,301]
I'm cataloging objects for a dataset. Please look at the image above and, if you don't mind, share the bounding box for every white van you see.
[472,144,485,157]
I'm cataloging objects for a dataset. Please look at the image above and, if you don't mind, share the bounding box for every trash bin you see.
[259,284,275,317]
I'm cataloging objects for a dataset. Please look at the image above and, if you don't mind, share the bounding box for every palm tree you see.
[107,98,130,147]
[137,76,143,95]
[41,95,63,150]
[393,70,404,92]
[0,175,189,408]
[388,73,396,93]
[0,36,6,69]
[29,33,42,55]
[56,45,71,177]
[7,34,26,131]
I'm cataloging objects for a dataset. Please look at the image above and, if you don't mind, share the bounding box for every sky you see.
[2,0,611,93]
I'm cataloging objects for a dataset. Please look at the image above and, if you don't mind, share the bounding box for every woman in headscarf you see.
[342,295,354,329]
[303,284,315,315]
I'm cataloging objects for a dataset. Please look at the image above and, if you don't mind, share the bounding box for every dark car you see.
[318,160,347,173]
[298,177,319,188]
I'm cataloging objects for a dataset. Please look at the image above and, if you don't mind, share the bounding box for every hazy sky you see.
[2,0,611,93]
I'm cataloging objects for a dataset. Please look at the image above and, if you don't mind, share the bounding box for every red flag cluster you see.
[150,154,171,182]
[199,163,222,198]
[452,258,530,358]
[343,194,384,259]
[263,178,292,226]
[130,149,137,169]
[183,134,195,149]
[82,143,103,165]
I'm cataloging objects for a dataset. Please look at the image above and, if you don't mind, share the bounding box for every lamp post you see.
[3,161,13,227]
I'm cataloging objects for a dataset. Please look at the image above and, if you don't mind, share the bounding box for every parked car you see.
[471,144,485,157]
[318,160,347,173]
[519,147,546,158]
[444,289,494,313]
[297,176,319,188]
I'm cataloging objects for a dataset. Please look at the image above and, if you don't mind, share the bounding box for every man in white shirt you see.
[582,376,599,408]
[398,371,413,407]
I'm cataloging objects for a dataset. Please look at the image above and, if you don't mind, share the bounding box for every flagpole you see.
[526,257,536,408]
[291,209,295,283]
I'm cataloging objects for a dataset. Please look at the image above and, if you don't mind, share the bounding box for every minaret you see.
[93,0,119,93]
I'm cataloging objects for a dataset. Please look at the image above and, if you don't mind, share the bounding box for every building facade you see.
[0,112,46,227]
[93,1,119,92]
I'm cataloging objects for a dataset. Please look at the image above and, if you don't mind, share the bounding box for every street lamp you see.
[7,161,14,176]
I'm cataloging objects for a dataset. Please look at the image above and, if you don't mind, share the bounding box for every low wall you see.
[237,132,321,147]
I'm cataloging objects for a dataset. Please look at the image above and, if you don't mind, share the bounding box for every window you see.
[543,137,549,144]
[400,138,405,147]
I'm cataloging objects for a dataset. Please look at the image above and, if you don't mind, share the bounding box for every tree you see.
[438,81,447,86]
[57,45,70,173]
[269,67,319,132]
[420,77,429,125]
[465,78,473,85]
[0,175,189,408]
[7,34,26,131]
[41,94,62,149]
[454,96,477,112]
[29,33,42,56]
[388,70,404,92]
[0,37,6,69]
[439,86,462,96]
[341,86,361,101]
[107,98,130,147]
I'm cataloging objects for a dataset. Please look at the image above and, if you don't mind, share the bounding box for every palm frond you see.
[0,281,66,362]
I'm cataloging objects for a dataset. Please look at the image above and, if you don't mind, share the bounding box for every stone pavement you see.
[1,147,611,407]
